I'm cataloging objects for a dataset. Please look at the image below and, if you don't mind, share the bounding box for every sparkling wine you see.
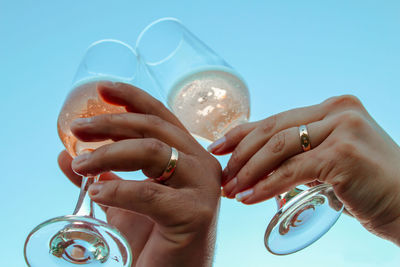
[57,80,125,157]
[168,69,250,142]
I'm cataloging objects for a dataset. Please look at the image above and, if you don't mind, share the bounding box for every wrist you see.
[379,215,400,246]
[369,192,400,246]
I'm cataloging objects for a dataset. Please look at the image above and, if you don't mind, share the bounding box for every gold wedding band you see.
[299,125,311,152]
[156,147,179,182]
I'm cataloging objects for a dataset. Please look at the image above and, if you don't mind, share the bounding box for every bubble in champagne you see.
[168,69,250,142]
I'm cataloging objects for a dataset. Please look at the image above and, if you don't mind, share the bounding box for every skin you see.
[209,95,400,246]
[58,82,222,267]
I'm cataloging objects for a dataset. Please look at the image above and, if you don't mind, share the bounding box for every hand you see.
[208,95,400,245]
[59,82,222,267]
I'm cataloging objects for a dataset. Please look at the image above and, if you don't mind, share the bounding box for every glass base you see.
[24,215,132,266]
[264,184,343,255]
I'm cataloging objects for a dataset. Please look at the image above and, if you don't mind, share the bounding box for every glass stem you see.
[73,176,98,217]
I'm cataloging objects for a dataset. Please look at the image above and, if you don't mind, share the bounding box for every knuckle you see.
[226,124,246,140]
[144,114,165,128]
[239,164,252,182]
[336,110,366,128]
[260,114,277,134]
[267,130,286,154]
[324,95,364,112]
[277,158,297,180]
[227,148,243,174]
[333,141,358,160]
[108,181,121,204]
[143,138,165,155]
[230,147,242,165]
[317,157,337,183]
[259,182,275,200]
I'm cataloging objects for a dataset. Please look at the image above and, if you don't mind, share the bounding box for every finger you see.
[221,103,331,185]
[105,207,154,263]
[58,150,82,187]
[221,94,371,184]
[70,112,201,154]
[207,122,258,155]
[235,149,324,204]
[223,117,336,198]
[58,150,121,187]
[58,150,122,214]
[97,82,189,134]
[88,179,188,226]
[72,138,170,177]
[71,138,192,187]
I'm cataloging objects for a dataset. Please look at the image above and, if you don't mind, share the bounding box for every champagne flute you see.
[135,18,344,255]
[24,39,136,266]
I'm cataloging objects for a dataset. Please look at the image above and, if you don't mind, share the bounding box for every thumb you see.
[88,179,183,225]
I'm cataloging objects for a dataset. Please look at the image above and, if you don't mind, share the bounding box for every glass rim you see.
[73,38,139,84]
[136,17,185,66]
[88,39,138,57]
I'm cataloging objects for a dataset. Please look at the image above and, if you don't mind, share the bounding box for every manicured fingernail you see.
[235,188,254,202]
[72,117,92,126]
[73,153,90,166]
[207,136,226,153]
[88,183,103,197]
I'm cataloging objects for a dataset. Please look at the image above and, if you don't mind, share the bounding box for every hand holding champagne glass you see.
[24,40,137,266]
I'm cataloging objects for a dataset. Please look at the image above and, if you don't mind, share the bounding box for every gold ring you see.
[157,147,179,182]
[299,125,311,152]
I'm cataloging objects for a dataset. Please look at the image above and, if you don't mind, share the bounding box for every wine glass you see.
[136,18,344,255]
[24,39,136,266]
[136,17,250,143]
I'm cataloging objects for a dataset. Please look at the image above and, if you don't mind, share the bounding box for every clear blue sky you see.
[1,1,399,266]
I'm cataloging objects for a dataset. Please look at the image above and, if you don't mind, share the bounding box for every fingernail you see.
[72,117,92,126]
[267,170,275,177]
[207,136,226,153]
[88,183,103,197]
[73,153,90,166]
[235,188,254,202]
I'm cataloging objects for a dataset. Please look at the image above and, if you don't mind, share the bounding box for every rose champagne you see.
[57,80,125,157]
